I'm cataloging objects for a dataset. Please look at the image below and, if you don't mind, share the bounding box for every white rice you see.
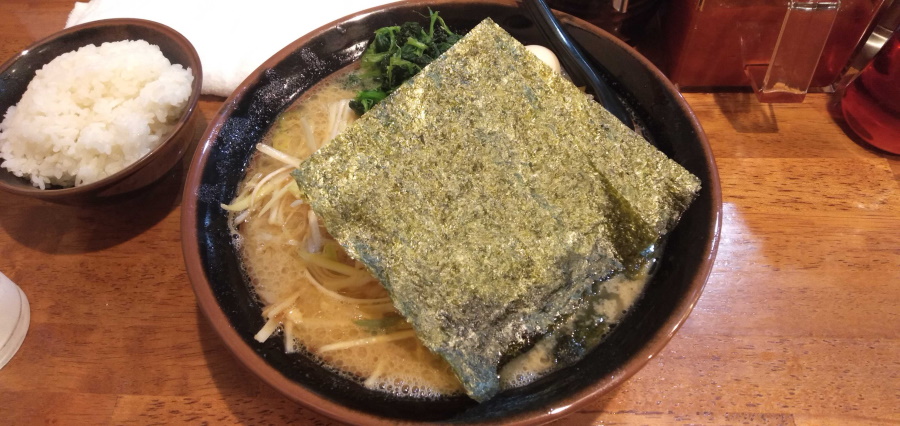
[0,40,193,189]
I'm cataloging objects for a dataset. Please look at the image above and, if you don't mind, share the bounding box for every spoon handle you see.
[522,0,634,128]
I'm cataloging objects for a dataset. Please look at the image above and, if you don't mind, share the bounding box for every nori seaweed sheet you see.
[292,19,700,402]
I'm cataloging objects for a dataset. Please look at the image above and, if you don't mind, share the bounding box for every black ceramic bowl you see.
[182,0,721,424]
[0,19,202,203]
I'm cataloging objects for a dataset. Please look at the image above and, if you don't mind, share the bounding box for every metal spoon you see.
[522,0,634,128]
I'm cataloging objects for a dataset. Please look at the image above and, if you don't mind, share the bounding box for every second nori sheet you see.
[292,19,700,401]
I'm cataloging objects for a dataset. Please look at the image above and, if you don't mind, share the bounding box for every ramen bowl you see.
[0,19,202,204]
[182,0,721,424]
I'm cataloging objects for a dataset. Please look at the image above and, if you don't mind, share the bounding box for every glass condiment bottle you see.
[840,30,900,153]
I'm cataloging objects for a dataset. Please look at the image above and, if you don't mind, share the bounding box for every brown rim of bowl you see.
[0,18,202,199]
[182,0,722,424]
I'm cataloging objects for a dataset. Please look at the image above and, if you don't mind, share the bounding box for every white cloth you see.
[66,0,398,97]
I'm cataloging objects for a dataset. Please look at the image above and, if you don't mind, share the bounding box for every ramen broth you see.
[231,67,653,399]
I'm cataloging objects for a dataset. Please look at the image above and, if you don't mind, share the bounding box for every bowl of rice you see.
[0,18,202,203]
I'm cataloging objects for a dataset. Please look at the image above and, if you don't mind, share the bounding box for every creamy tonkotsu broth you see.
[227,66,654,400]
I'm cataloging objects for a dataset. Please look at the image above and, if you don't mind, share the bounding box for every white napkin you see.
[66,0,398,97]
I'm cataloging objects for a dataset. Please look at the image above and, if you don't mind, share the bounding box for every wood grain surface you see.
[1,1,898,425]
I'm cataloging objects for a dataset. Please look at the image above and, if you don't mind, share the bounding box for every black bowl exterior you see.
[0,19,202,203]
[182,1,721,424]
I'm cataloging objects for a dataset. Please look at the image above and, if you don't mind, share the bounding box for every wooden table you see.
[2,2,898,424]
